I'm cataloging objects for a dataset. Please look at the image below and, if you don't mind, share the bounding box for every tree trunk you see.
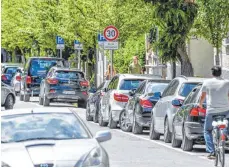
[177,44,194,77]
[172,61,176,79]
[215,47,220,65]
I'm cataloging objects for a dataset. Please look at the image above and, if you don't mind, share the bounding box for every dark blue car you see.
[119,79,170,134]
[1,65,22,85]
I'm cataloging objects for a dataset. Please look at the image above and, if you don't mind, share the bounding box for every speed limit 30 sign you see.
[103,25,119,41]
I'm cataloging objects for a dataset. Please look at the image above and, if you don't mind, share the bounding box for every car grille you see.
[34,163,54,167]
[142,113,151,118]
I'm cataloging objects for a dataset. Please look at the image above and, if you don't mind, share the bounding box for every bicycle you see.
[212,115,229,167]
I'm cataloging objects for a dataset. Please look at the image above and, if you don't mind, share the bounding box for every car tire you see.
[108,109,117,129]
[181,126,193,151]
[119,109,132,132]
[149,115,160,140]
[19,92,24,101]
[4,94,14,110]
[93,108,99,123]
[24,94,30,102]
[86,103,93,121]
[98,106,108,127]
[39,96,44,105]
[43,93,50,106]
[132,114,143,134]
[171,122,182,148]
[164,117,172,143]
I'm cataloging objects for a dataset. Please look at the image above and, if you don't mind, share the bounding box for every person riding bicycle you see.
[199,66,229,159]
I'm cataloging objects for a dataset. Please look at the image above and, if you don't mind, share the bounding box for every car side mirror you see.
[94,130,111,143]
[153,92,161,98]
[172,99,182,107]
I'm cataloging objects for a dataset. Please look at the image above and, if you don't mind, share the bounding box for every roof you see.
[51,67,83,72]
[28,57,64,60]
[1,107,74,117]
[147,79,171,83]
[175,76,210,83]
[118,74,162,80]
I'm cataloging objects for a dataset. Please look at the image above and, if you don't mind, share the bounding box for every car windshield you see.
[54,71,84,79]
[146,83,168,94]
[29,59,61,77]
[4,67,18,74]
[179,83,199,97]
[1,113,90,143]
[119,79,144,90]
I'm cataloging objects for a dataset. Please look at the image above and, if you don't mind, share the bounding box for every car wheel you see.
[132,113,143,134]
[93,106,99,123]
[98,105,108,126]
[43,92,50,106]
[39,96,44,105]
[119,109,132,132]
[24,94,30,102]
[171,122,182,148]
[108,109,117,129]
[149,115,160,140]
[164,117,172,143]
[181,126,193,151]
[4,94,14,110]
[86,103,93,121]
[19,92,24,101]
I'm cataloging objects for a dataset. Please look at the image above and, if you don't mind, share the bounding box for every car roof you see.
[147,79,171,83]
[28,57,64,60]
[175,76,209,83]
[118,74,162,80]
[52,67,82,71]
[1,107,74,117]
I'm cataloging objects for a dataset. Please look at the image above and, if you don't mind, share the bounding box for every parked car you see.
[99,74,162,128]
[150,76,209,143]
[171,84,207,151]
[1,64,22,85]
[10,67,24,95]
[1,108,111,167]
[119,79,170,134]
[39,67,89,107]
[20,57,65,102]
[1,82,16,110]
[86,80,110,123]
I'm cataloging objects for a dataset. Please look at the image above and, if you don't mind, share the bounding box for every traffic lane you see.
[10,98,220,167]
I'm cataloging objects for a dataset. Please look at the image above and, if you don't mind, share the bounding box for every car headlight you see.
[1,162,10,167]
[81,147,102,167]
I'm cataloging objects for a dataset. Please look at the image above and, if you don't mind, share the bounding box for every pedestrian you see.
[128,56,142,74]
[105,63,116,80]
[199,66,229,159]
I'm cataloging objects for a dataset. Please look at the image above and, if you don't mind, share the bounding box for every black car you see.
[171,84,206,151]
[119,79,170,134]
[39,67,89,108]
[86,80,110,123]
[20,57,65,102]
[1,65,22,85]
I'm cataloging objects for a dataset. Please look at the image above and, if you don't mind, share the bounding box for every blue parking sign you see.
[98,34,107,42]
[56,36,64,44]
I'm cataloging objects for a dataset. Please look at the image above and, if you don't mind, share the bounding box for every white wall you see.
[188,38,214,78]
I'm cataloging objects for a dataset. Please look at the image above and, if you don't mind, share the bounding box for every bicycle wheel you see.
[219,133,225,167]
[213,129,219,166]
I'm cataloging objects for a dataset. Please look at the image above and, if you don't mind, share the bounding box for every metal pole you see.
[110,50,113,79]
[78,50,81,70]
[101,49,104,82]
[60,49,62,59]
[85,54,88,79]
[75,49,77,68]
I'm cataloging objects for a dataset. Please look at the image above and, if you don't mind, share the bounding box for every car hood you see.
[1,139,99,167]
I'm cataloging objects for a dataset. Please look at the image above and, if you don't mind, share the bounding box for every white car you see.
[99,74,162,128]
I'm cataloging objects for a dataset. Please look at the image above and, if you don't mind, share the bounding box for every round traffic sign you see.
[103,25,119,41]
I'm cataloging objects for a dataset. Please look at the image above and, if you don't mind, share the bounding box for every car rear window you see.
[29,59,61,76]
[119,79,144,90]
[146,83,168,94]
[4,67,18,74]
[1,113,90,143]
[179,83,199,97]
[54,70,84,79]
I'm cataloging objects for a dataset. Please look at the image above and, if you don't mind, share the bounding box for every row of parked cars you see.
[1,57,90,109]
[87,74,209,151]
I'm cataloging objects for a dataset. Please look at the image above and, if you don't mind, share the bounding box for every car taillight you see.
[26,76,32,84]
[47,78,58,84]
[49,89,56,93]
[82,91,88,95]
[140,99,153,108]
[190,107,206,116]
[1,75,7,81]
[80,81,89,87]
[16,75,21,81]
[114,93,129,102]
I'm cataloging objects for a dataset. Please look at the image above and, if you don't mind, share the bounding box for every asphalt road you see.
[2,97,229,167]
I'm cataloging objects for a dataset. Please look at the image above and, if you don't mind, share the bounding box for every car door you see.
[1,82,6,105]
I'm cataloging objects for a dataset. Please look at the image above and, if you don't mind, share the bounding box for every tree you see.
[193,0,229,65]
[145,0,198,77]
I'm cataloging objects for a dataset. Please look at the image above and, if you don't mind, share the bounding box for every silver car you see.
[1,82,16,110]
[1,108,111,167]
[11,67,24,95]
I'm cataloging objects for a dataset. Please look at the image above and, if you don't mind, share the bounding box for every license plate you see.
[63,91,75,94]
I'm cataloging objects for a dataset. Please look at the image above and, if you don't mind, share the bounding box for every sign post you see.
[74,40,83,70]
[98,33,107,82]
[103,25,119,79]
[56,36,65,58]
